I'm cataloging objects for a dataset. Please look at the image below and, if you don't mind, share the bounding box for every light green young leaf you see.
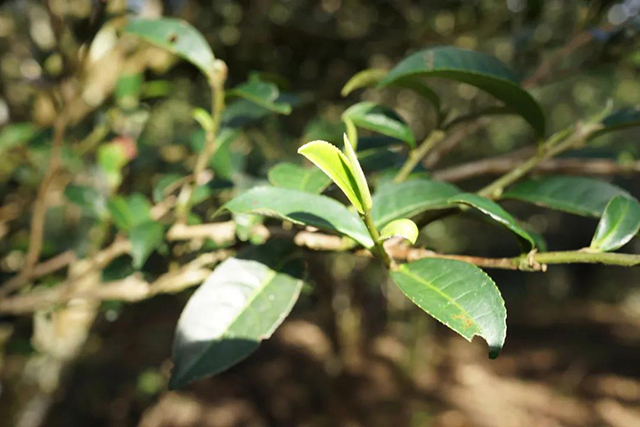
[298,139,371,214]
[170,243,304,389]
[590,195,640,252]
[124,18,215,76]
[219,187,374,249]
[379,46,545,136]
[192,108,214,132]
[390,258,506,359]
[449,193,535,249]
[130,221,164,269]
[503,176,632,217]
[342,134,372,213]
[344,117,358,150]
[380,218,419,244]
[267,162,331,194]
[341,68,388,97]
[342,102,415,148]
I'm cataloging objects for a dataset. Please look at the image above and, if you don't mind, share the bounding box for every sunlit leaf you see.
[390,258,506,359]
[341,68,387,96]
[342,102,415,148]
[298,139,371,214]
[219,187,374,248]
[379,46,545,135]
[590,195,640,252]
[170,243,304,389]
[380,218,419,244]
[124,18,215,76]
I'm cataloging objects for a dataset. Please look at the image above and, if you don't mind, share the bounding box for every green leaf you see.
[124,18,215,76]
[115,73,143,109]
[219,187,374,248]
[130,221,164,269]
[192,108,214,132]
[0,123,37,155]
[64,185,107,220]
[298,139,371,214]
[170,244,304,389]
[449,193,535,249]
[342,134,372,212]
[342,102,415,148]
[227,78,292,115]
[127,194,153,226]
[390,258,506,359]
[371,179,462,228]
[379,46,545,136]
[341,68,388,97]
[267,162,331,194]
[153,174,184,203]
[590,108,640,140]
[503,176,632,217]
[107,194,152,232]
[590,195,640,252]
[380,219,419,244]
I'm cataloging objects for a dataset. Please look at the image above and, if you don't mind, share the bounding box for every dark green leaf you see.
[590,195,640,252]
[371,179,461,228]
[64,185,107,219]
[449,193,535,248]
[218,187,374,248]
[115,73,143,109]
[390,258,506,359]
[503,176,632,217]
[267,162,331,194]
[124,18,215,76]
[170,244,304,389]
[342,102,415,148]
[130,221,164,269]
[228,79,292,115]
[153,174,184,203]
[590,108,640,140]
[108,196,135,231]
[379,46,545,135]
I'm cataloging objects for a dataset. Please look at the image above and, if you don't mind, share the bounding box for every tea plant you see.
[2,16,640,392]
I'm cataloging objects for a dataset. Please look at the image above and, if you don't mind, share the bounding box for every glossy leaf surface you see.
[170,244,304,389]
[220,187,374,248]
[503,176,632,217]
[267,162,331,194]
[379,46,544,135]
[342,102,415,148]
[380,218,419,244]
[391,258,506,359]
[590,195,640,252]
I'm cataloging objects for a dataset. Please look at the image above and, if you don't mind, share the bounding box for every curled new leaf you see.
[590,195,640,252]
[341,69,388,97]
[380,218,419,244]
[379,46,545,136]
[298,138,372,214]
[124,18,215,77]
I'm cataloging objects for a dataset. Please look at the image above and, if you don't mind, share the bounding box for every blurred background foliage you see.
[2,0,640,426]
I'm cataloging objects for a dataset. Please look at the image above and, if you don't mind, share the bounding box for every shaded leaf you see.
[267,162,331,194]
[449,193,535,248]
[390,258,506,359]
[371,179,462,228]
[503,176,632,217]
[124,18,215,76]
[590,108,640,140]
[380,218,419,244]
[379,46,545,135]
[228,78,292,115]
[153,174,184,203]
[342,102,415,148]
[341,68,387,96]
[170,243,304,389]
[219,187,374,248]
[590,195,640,252]
[298,139,371,214]
[130,221,164,269]
[0,123,37,155]
[65,185,107,219]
